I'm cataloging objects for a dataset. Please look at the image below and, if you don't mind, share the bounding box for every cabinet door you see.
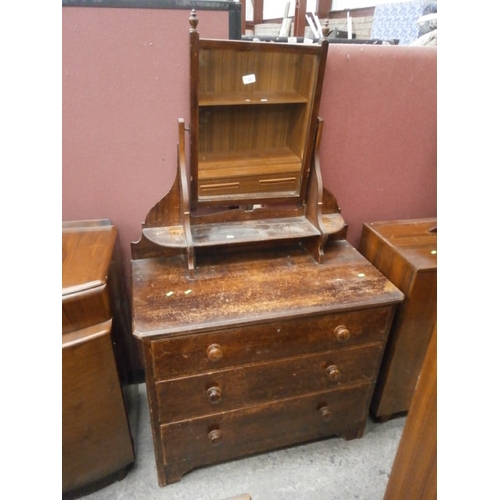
[62,324,134,493]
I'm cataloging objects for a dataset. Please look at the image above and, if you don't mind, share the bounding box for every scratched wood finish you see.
[133,242,400,337]
[359,218,437,420]
[132,241,404,486]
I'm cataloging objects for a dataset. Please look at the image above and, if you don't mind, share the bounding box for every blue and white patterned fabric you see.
[371,1,436,45]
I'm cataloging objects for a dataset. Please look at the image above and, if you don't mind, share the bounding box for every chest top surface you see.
[132,241,403,338]
[365,218,437,271]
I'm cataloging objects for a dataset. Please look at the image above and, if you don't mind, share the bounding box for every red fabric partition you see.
[319,44,437,248]
[62,6,227,277]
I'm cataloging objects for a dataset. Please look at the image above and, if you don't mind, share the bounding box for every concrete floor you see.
[83,383,406,500]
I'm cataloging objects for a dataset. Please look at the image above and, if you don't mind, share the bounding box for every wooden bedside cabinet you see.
[62,220,135,498]
[359,218,437,421]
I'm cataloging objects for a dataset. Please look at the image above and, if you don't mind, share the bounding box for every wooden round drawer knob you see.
[206,343,223,362]
[208,428,222,446]
[207,386,222,404]
[334,325,351,342]
[319,405,332,422]
[326,364,341,381]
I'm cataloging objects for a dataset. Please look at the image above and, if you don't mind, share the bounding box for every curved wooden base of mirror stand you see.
[131,118,346,277]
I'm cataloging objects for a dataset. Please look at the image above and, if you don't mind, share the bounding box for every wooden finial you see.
[189,9,198,32]
[321,19,330,39]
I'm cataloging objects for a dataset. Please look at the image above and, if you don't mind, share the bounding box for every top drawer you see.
[151,306,393,379]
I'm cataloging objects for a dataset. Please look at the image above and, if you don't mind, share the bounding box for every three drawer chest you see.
[131,242,403,485]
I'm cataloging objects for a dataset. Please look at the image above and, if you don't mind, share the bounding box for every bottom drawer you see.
[159,383,371,483]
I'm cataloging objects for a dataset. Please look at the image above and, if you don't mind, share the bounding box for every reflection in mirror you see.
[191,39,328,207]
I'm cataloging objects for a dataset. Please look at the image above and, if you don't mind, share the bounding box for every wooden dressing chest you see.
[131,11,403,486]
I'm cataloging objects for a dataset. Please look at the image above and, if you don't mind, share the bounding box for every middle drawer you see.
[155,343,382,423]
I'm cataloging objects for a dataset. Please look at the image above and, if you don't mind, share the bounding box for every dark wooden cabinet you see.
[384,324,437,499]
[359,218,437,421]
[131,11,403,487]
[62,220,135,497]
[132,243,403,485]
